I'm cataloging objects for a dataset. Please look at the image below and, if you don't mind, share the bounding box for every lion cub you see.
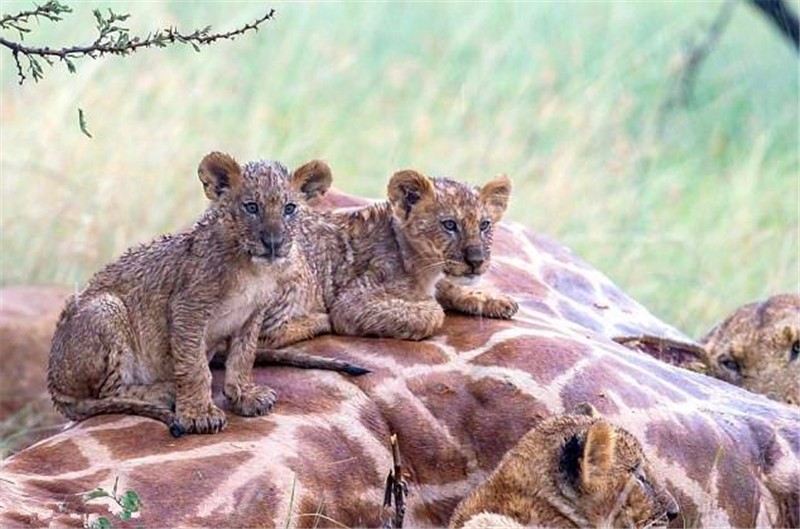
[257,168,518,348]
[48,152,332,435]
[701,293,799,406]
[328,170,518,340]
[449,404,679,529]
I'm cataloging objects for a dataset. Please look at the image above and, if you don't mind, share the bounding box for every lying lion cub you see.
[449,404,679,529]
[256,166,518,351]
[701,293,799,406]
[48,153,359,436]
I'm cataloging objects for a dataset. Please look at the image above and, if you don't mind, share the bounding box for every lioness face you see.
[387,171,511,279]
[198,154,331,263]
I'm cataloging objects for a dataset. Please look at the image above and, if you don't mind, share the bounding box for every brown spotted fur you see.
[47,153,336,435]
[450,404,679,529]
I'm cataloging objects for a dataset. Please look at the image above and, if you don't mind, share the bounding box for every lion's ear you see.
[581,421,617,490]
[292,160,332,205]
[387,169,435,219]
[479,174,512,223]
[198,152,243,202]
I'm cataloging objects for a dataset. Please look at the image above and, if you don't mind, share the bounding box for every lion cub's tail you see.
[255,347,371,376]
[209,346,371,376]
[50,392,176,431]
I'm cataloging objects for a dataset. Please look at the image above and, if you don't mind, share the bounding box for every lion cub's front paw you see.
[482,294,519,319]
[227,384,278,417]
[173,402,227,435]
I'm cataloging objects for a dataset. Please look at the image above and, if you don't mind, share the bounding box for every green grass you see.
[1,1,797,338]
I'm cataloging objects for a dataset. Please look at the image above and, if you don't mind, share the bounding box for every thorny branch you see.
[0,1,276,84]
[0,0,70,32]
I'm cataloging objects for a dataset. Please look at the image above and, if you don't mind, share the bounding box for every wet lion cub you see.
[255,168,518,350]
[48,152,332,435]
[450,404,679,529]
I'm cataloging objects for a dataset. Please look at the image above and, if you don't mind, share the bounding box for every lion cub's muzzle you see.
[659,490,680,523]
[254,231,289,261]
[463,245,488,276]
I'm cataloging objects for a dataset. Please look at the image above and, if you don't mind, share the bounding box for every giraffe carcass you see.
[0,190,797,529]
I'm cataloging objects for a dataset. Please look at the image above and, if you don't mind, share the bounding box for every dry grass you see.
[1,1,797,337]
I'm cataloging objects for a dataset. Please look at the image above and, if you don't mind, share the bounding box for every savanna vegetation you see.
[1,1,797,340]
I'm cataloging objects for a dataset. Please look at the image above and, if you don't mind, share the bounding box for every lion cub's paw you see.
[174,402,228,435]
[482,294,519,319]
[228,385,278,417]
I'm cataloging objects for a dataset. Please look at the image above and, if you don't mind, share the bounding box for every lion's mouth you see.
[251,251,288,263]
[447,274,481,286]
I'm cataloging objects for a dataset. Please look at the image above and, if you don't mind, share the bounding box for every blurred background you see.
[1,0,797,339]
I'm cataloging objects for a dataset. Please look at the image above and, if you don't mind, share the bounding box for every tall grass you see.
[1,1,797,337]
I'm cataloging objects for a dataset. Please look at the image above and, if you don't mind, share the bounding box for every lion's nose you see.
[665,500,680,521]
[464,246,485,272]
[260,232,284,255]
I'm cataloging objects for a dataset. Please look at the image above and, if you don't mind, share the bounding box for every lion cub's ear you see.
[479,174,512,223]
[388,169,435,219]
[580,421,617,491]
[292,160,333,205]
[198,152,243,202]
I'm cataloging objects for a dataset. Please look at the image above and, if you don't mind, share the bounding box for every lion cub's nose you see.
[464,246,485,272]
[665,501,680,521]
[260,232,285,255]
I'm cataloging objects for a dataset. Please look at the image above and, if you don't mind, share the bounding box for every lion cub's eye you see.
[790,341,799,362]
[441,220,458,232]
[284,203,297,216]
[243,202,259,215]
[719,355,741,373]
[479,219,491,232]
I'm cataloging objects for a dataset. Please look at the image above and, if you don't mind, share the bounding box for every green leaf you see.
[120,490,141,512]
[90,516,113,529]
[65,58,76,73]
[84,488,109,500]
[119,510,132,521]
[78,108,93,138]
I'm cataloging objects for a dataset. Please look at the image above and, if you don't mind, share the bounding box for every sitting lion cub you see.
[257,168,518,349]
[48,152,339,436]
[449,404,679,529]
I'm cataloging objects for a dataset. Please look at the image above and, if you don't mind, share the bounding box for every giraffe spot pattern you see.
[1,189,798,529]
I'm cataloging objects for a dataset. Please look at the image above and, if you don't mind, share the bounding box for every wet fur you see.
[47,153,335,435]
[257,167,518,346]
